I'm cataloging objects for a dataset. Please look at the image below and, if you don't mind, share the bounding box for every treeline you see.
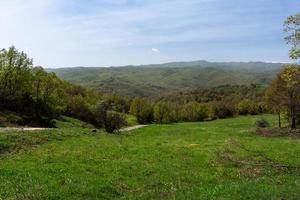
[129,85,266,124]
[0,46,129,130]
[1,46,299,131]
[0,46,268,129]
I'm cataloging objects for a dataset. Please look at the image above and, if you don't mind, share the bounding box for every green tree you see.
[265,65,300,129]
[104,111,126,133]
[264,75,286,128]
[130,98,153,124]
[209,101,234,119]
[180,102,208,122]
[154,101,175,124]
[284,12,300,59]
[0,46,33,109]
[93,100,110,128]
[236,99,258,115]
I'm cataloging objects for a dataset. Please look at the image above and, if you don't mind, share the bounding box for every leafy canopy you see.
[284,12,300,59]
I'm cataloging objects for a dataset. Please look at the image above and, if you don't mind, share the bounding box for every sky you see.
[0,0,299,68]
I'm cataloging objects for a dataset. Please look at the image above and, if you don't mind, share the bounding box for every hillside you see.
[50,61,283,97]
[1,115,300,199]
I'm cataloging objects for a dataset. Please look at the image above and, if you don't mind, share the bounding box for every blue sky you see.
[0,0,298,67]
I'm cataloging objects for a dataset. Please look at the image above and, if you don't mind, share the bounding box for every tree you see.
[130,98,154,124]
[33,67,65,120]
[0,46,33,110]
[265,65,300,129]
[284,12,300,59]
[153,101,175,124]
[236,99,258,115]
[180,102,208,122]
[209,101,234,119]
[264,76,286,128]
[93,100,110,128]
[104,111,126,133]
[66,95,95,124]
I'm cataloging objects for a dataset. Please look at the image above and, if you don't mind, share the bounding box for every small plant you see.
[255,118,269,128]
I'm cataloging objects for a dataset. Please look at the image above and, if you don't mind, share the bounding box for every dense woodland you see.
[0,12,300,132]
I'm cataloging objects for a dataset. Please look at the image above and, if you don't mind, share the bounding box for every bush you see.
[93,101,110,128]
[104,111,126,133]
[154,101,176,124]
[180,102,208,122]
[255,118,270,128]
[6,114,24,125]
[236,99,259,115]
[130,98,154,124]
[209,101,234,119]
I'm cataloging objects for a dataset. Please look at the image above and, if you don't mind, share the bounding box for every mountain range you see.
[49,60,284,97]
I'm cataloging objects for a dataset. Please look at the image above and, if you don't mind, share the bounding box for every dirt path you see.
[0,127,48,132]
[0,125,147,133]
[120,125,148,132]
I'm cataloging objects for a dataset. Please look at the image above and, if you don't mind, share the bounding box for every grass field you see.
[0,115,299,199]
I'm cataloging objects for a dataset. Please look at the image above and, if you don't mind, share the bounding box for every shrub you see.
[66,95,95,124]
[236,99,259,115]
[255,118,270,128]
[104,111,126,133]
[130,98,154,124]
[93,101,110,128]
[6,114,24,125]
[180,102,208,122]
[209,101,234,119]
[154,101,176,124]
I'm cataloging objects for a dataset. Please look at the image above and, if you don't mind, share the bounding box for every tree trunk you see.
[289,92,296,129]
[291,115,296,129]
[278,111,281,128]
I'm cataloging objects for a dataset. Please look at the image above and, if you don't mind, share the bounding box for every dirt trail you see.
[0,127,48,132]
[120,125,148,132]
[0,125,147,132]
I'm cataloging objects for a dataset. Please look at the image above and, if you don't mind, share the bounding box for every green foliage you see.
[236,99,259,115]
[153,101,176,124]
[209,101,235,119]
[0,46,112,127]
[130,98,154,124]
[124,114,138,126]
[0,47,78,126]
[104,111,126,133]
[180,102,208,122]
[5,114,24,125]
[265,65,300,128]
[106,93,131,113]
[284,12,300,59]
[65,95,95,124]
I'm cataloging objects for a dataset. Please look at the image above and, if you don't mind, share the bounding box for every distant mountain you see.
[49,60,284,97]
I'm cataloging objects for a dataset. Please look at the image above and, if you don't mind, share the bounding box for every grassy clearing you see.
[54,116,95,129]
[0,115,299,199]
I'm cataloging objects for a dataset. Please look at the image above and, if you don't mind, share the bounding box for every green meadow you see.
[0,114,299,199]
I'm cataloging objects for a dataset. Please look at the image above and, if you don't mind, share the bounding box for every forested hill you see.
[49,61,284,97]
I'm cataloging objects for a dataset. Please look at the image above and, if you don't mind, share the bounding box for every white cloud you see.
[151,48,159,53]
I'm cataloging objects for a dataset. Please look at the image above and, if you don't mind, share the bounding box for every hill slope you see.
[0,115,299,199]
[50,61,283,97]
